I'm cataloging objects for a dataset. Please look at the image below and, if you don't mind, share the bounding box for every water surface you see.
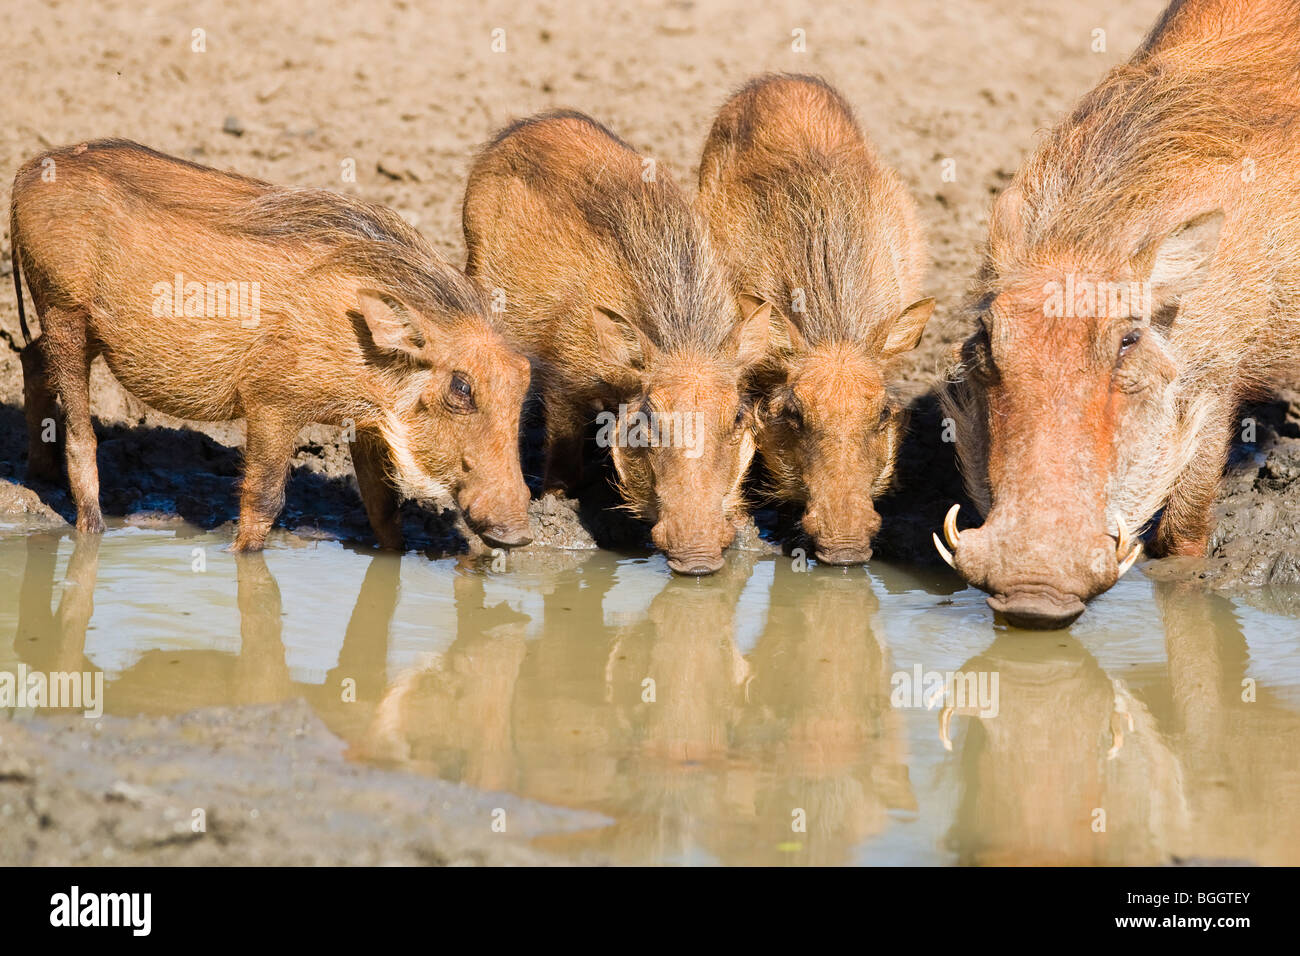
[2,521,1297,865]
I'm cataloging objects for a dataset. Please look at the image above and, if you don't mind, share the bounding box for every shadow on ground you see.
[2,381,1298,589]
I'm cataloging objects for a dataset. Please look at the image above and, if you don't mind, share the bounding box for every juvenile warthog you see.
[939,0,1300,627]
[11,139,531,551]
[698,74,934,564]
[463,111,771,575]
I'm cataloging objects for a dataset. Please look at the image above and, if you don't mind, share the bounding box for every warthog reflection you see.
[11,533,912,864]
[356,554,915,864]
[941,581,1300,865]
[10,535,1299,864]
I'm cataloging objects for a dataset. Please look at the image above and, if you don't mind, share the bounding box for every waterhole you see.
[2,522,1297,865]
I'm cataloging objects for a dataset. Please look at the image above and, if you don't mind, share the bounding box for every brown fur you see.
[463,111,771,574]
[12,139,532,550]
[942,0,1300,626]
[697,74,933,564]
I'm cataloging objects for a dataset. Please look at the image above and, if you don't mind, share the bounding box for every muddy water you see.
[2,521,1298,866]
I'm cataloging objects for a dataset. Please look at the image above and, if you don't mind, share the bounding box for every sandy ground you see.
[2,0,1300,863]
[0,700,608,865]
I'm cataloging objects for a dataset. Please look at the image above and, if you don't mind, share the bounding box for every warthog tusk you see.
[933,532,955,569]
[1117,543,1142,578]
[943,503,961,550]
[939,705,954,751]
[1107,680,1136,759]
[924,682,945,710]
[1113,519,1142,578]
[1107,709,1135,760]
[933,503,962,570]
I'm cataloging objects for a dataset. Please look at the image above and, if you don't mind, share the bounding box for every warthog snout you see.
[457,481,532,549]
[477,524,533,550]
[985,583,1088,630]
[935,505,1140,630]
[802,497,881,566]
[665,553,726,576]
[652,514,731,576]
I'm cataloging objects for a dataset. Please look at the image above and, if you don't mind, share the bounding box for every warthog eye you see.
[447,373,476,412]
[1119,329,1142,357]
[764,389,802,431]
[963,321,998,384]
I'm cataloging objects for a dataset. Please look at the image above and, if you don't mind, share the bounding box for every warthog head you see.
[592,298,772,575]
[754,296,934,565]
[357,289,533,548]
[938,189,1225,628]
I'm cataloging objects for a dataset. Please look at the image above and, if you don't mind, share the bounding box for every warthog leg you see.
[21,336,63,484]
[234,410,298,551]
[352,428,403,550]
[42,307,104,534]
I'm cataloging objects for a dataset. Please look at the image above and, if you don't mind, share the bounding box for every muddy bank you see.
[0,699,607,865]
[0,389,778,560]
[1147,388,1300,616]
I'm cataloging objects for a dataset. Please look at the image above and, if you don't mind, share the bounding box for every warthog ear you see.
[591,305,654,387]
[354,289,428,359]
[729,295,775,368]
[1133,209,1224,308]
[880,297,936,357]
[738,292,805,355]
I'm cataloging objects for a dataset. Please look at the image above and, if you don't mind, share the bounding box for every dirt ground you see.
[2,0,1299,864]
[0,700,609,865]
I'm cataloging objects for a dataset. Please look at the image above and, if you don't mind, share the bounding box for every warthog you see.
[938,0,1300,626]
[698,73,934,564]
[463,110,771,575]
[11,139,531,551]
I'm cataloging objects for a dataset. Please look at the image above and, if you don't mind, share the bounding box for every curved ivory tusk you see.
[1117,543,1142,578]
[923,682,945,710]
[1107,709,1130,760]
[1115,522,1130,559]
[933,532,955,569]
[943,503,962,550]
[939,705,954,752]
[603,635,624,703]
